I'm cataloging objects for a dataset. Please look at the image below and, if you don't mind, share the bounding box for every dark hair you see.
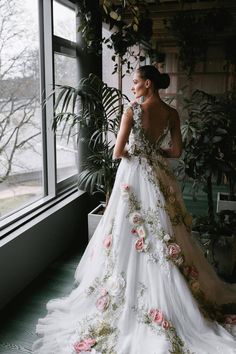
[137,65,170,90]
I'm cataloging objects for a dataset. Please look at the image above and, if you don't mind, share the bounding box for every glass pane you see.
[53,0,76,42]
[0,0,44,220]
[54,54,79,182]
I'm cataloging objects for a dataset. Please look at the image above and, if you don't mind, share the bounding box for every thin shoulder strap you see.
[128,101,141,123]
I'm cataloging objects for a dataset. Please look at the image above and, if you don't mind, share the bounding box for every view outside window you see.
[54,54,79,182]
[0,0,43,220]
[53,0,78,183]
[53,1,76,42]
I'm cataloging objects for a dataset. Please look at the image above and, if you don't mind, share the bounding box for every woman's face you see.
[131,71,149,99]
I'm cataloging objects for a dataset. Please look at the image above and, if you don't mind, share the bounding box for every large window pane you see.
[0,0,44,220]
[53,0,76,42]
[54,54,79,182]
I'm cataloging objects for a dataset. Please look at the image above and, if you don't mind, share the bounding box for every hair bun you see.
[158,73,170,89]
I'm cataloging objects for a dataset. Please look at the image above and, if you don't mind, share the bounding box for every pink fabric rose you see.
[96,294,110,312]
[149,309,164,325]
[103,234,112,249]
[167,243,181,259]
[121,184,130,191]
[100,288,108,296]
[189,265,199,280]
[73,337,96,352]
[225,314,236,325]
[131,228,137,235]
[162,320,170,330]
[84,338,96,347]
[135,237,145,252]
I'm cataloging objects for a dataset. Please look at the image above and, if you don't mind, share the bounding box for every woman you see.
[33,65,236,354]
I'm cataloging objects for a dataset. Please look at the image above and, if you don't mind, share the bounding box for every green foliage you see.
[165,8,233,75]
[179,90,236,221]
[77,142,120,203]
[51,73,129,204]
[77,0,153,75]
[192,211,236,270]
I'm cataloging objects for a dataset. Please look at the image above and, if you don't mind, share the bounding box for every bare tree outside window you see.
[0,0,43,219]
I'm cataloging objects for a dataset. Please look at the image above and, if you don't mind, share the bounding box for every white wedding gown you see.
[33,102,236,354]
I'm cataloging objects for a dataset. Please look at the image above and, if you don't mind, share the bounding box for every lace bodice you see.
[128,102,170,161]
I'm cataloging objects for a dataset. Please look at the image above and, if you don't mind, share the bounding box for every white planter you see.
[216,192,236,213]
[88,204,105,241]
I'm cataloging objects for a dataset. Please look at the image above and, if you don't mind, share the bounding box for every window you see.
[0,0,43,220]
[54,54,79,182]
[53,0,76,42]
[53,0,78,184]
[0,0,79,231]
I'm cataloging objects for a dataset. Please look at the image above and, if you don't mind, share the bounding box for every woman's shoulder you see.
[124,101,141,119]
[166,105,180,128]
[126,100,140,110]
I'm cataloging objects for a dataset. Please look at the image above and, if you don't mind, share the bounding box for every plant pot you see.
[88,203,105,241]
[213,235,236,277]
[216,192,236,213]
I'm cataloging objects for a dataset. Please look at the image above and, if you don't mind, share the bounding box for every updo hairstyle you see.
[137,65,170,90]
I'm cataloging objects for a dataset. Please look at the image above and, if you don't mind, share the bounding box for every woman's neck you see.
[142,91,161,105]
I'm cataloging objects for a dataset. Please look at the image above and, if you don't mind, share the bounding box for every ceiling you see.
[143,0,236,45]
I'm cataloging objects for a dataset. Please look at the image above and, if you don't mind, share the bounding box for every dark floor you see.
[0,183,233,353]
[0,247,85,354]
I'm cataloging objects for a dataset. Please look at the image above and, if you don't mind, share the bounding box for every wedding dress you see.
[33,102,236,354]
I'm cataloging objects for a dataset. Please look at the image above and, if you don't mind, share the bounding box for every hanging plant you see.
[165,8,233,76]
[77,0,153,75]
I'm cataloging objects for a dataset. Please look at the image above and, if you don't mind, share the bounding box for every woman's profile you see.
[33,65,236,354]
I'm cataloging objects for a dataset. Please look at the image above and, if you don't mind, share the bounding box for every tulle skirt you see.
[33,156,236,354]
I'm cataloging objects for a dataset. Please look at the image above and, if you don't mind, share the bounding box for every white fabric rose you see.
[136,225,146,238]
[120,184,130,201]
[129,212,143,226]
[107,274,126,297]
[163,233,171,242]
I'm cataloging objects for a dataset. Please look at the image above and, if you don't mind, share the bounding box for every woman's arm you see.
[161,109,182,158]
[113,108,133,159]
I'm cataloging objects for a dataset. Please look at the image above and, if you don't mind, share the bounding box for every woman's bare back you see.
[140,99,175,144]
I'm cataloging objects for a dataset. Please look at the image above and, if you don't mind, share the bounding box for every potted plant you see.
[214,91,236,212]
[179,89,236,275]
[52,73,129,239]
[193,211,236,277]
[180,90,229,224]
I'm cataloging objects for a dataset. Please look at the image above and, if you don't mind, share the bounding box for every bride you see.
[33,65,236,354]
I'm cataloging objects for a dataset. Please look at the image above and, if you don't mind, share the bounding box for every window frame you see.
[0,0,79,234]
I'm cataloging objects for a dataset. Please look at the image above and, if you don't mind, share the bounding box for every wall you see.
[0,191,89,310]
